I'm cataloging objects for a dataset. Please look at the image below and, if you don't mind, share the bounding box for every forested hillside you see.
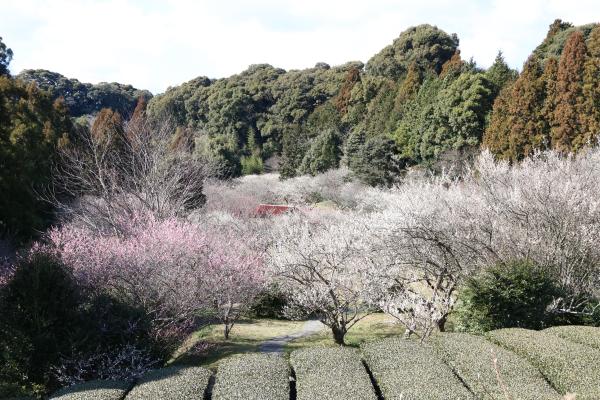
[1,19,600,240]
[484,20,600,160]
[147,23,514,180]
[17,69,152,118]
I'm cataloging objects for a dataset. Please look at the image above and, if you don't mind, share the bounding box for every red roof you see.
[255,204,294,216]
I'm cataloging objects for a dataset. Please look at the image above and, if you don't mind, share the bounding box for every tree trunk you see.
[331,326,346,345]
[437,314,448,332]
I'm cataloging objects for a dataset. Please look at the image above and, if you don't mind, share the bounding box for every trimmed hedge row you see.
[488,328,600,399]
[361,337,472,399]
[432,333,559,400]
[125,366,212,400]
[290,347,377,400]
[212,354,289,400]
[544,325,600,350]
[50,380,132,400]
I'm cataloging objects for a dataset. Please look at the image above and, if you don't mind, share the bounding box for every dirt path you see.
[259,320,324,354]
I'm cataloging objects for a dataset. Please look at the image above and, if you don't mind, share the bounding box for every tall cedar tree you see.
[541,57,559,136]
[91,108,126,151]
[334,67,361,115]
[582,26,600,144]
[394,61,422,111]
[484,56,547,160]
[485,51,518,97]
[552,31,588,152]
[439,50,464,79]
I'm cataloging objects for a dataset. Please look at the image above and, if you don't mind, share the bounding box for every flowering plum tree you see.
[48,212,265,343]
[268,212,380,345]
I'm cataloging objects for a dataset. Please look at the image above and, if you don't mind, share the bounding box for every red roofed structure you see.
[254,204,295,216]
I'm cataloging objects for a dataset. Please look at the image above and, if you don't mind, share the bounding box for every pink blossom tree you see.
[47,212,266,344]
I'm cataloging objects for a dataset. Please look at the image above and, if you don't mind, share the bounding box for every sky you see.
[1,0,599,94]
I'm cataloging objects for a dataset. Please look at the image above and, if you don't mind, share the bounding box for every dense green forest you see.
[2,19,600,240]
[17,69,152,118]
[145,20,600,178]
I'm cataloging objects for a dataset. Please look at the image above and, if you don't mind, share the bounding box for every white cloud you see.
[1,0,599,93]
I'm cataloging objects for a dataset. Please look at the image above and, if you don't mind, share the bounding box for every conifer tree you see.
[507,56,548,159]
[540,57,559,136]
[485,51,518,97]
[394,62,422,111]
[483,56,546,160]
[482,84,513,158]
[581,26,600,145]
[0,37,12,76]
[335,67,361,115]
[344,130,366,170]
[439,50,464,79]
[552,31,588,152]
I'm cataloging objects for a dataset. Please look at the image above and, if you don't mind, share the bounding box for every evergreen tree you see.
[350,136,400,186]
[298,129,341,176]
[344,130,366,170]
[279,125,307,179]
[420,72,493,162]
[483,56,547,160]
[335,67,361,115]
[552,30,588,152]
[91,108,126,152]
[482,84,514,158]
[0,77,72,240]
[0,37,13,77]
[439,50,464,79]
[485,51,518,97]
[540,57,559,136]
[581,26,600,145]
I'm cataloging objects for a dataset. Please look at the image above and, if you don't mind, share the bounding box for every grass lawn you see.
[170,313,405,370]
[284,313,404,354]
[169,318,307,369]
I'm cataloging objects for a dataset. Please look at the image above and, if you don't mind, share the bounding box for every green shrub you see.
[454,260,562,332]
[544,325,600,349]
[49,380,132,400]
[212,354,289,400]
[290,347,376,400]
[248,284,288,319]
[125,366,212,400]
[361,337,472,399]
[488,328,600,399]
[0,252,81,395]
[432,333,559,399]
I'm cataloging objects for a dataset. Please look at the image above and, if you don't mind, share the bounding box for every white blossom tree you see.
[268,212,379,345]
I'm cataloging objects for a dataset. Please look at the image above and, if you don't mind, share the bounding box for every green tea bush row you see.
[49,380,132,400]
[361,337,472,399]
[488,328,600,399]
[544,325,600,350]
[125,366,212,400]
[290,347,377,400]
[212,354,289,400]
[433,333,559,400]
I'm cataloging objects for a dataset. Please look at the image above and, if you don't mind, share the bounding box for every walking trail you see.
[259,320,324,354]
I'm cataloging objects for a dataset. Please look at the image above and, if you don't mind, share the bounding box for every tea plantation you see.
[48,326,600,400]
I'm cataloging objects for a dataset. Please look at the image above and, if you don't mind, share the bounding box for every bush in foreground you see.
[212,354,289,400]
[488,328,600,399]
[49,380,131,400]
[125,366,212,400]
[432,332,559,399]
[454,260,562,332]
[0,251,81,396]
[544,325,600,350]
[290,347,376,400]
[361,338,472,399]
